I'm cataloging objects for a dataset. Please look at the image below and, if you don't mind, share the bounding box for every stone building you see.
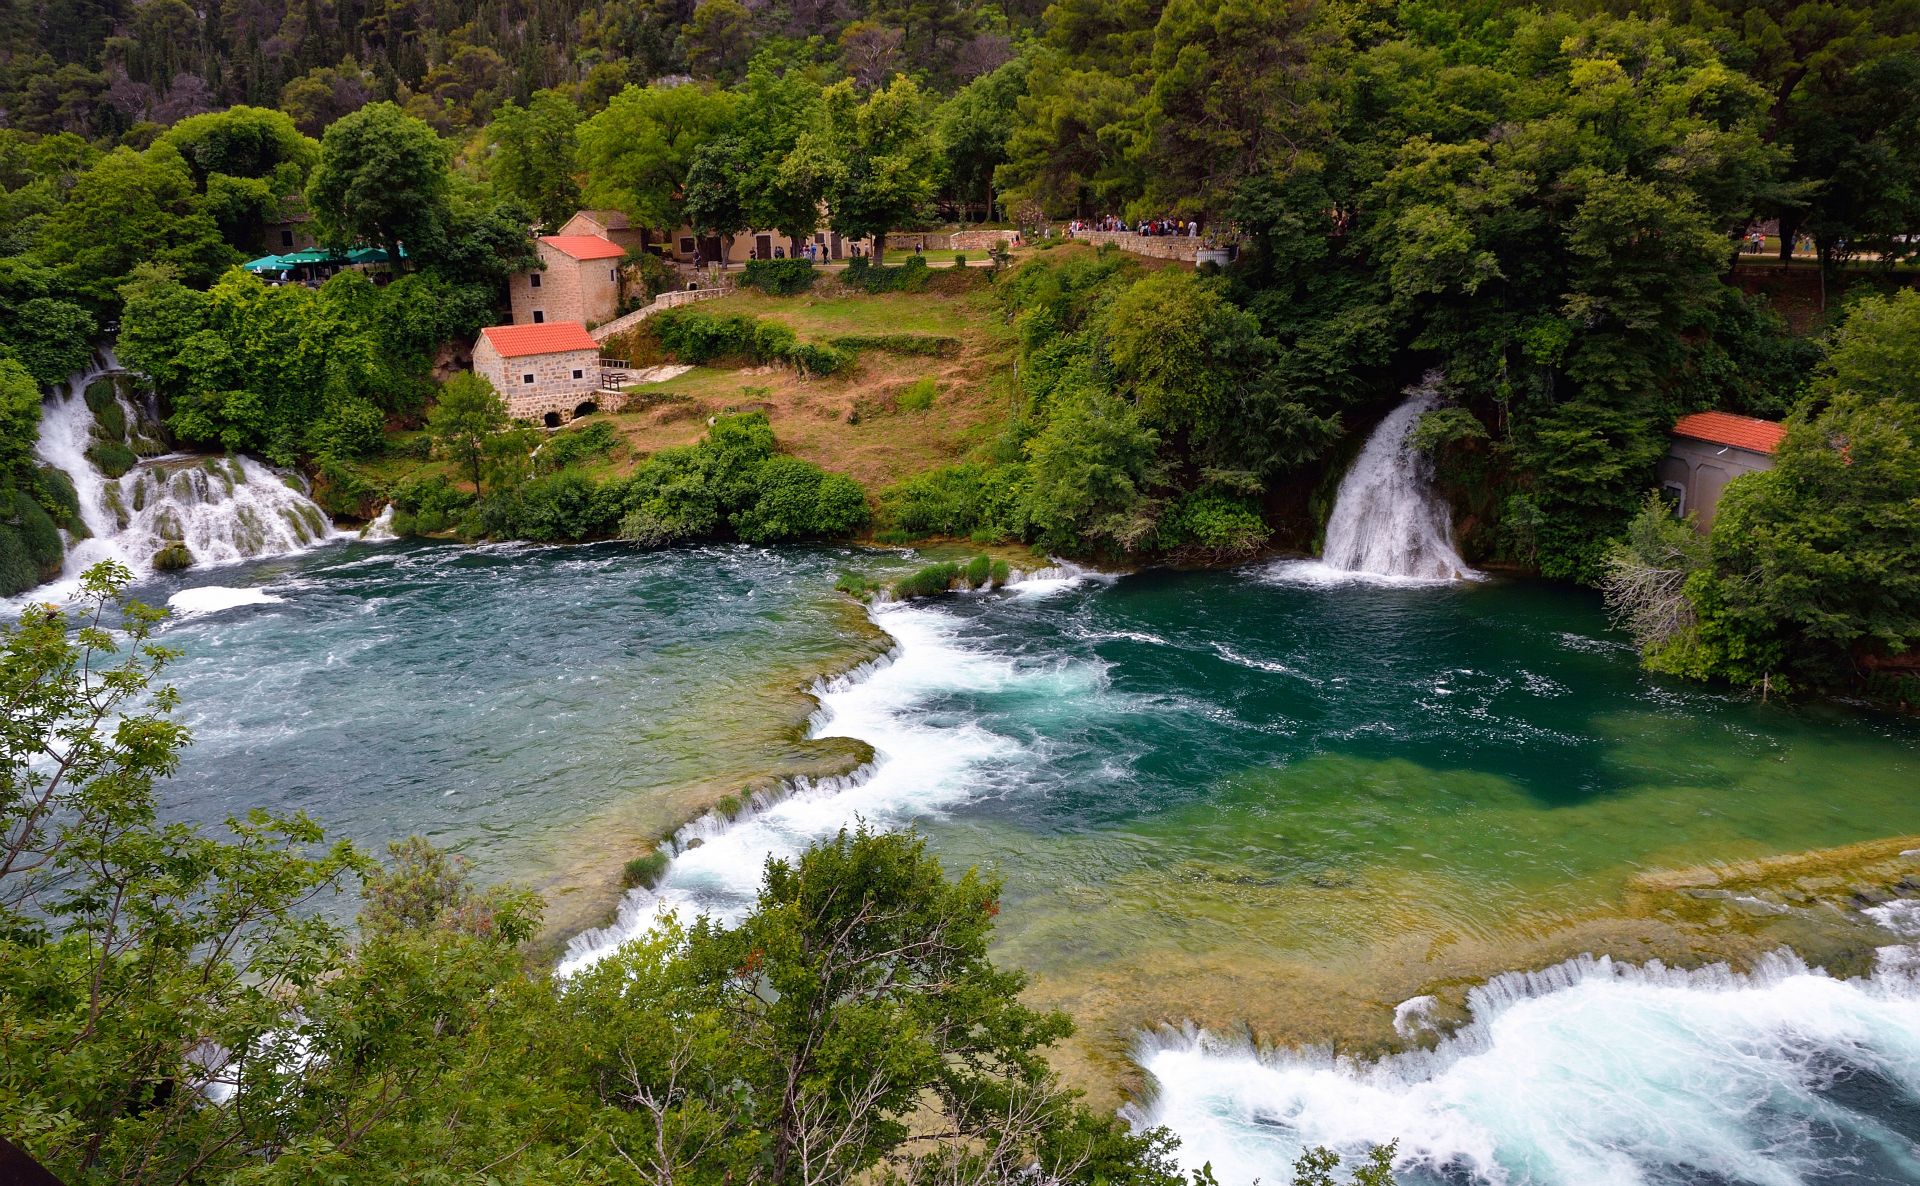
[509,235,627,328]
[1658,411,1786,532]
[260,195,319,255]
[472,322,604,427]
[556,210,647,253]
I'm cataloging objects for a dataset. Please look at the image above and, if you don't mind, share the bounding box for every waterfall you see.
[1307,374,1478,583]
[28,357,343,594]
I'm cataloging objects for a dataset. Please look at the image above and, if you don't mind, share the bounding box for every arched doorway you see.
[573,400,597,420]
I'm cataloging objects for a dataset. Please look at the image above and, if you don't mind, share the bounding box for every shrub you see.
[785,342,851,378]
[878,463,1028,541]
[892,561,960,599]
[621,850,670,889]
[33,466,86,536]
[827,334,961,357]
[731,457,870,543]
[836,571,882,599]
[92,398,127,443]
[0,526,36,596]
[482,470,621,542]
[895,378,937,411]
[1164,491,1270,558]
[390,471,474,534]
[742,258,819,295]
[308,399,386,461]
[84,379,119,415]
[989,558,1010,585]
[955,253,968,269]
[542,420,619,471]
[840,254,931,294]
[964,553,990,588]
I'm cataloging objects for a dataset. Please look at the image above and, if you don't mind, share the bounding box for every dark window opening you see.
[529,271,542,288]
[532,310,544,323]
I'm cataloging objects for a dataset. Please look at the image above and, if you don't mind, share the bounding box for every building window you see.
[521,373,535,385]
[532,310,544,324]
[1660,482,1687,515]
[572,368,584,380]
[679,237,695,253]
[280,229,295,247]
[609,268,617,282]
[529,271,542,288]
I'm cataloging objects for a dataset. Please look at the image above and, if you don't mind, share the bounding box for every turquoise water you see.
[135,545,1920,1184]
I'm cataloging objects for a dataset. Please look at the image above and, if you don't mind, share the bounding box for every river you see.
[132,538,1920,1184]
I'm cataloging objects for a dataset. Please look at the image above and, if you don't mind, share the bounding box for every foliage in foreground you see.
[1,564,1187,1186]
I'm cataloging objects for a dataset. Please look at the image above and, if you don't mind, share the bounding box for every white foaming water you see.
[1131,951,1920,1186]
[29,360,344,599]
[559,589,1100,974]
[1277,374,1478,585]
[167,586,286,616]
[359,505,397,541]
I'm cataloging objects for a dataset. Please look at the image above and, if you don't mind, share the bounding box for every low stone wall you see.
[590,285,730,344]
[949,228,1016,251]
[1066,230,1211,261]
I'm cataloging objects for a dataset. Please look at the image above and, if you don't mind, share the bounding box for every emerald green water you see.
[140,545,1920,1183]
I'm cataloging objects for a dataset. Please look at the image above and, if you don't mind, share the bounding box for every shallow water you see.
[129,544,1920,1183]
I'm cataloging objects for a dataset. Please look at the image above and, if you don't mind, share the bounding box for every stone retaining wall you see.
[590,285,730,344]
[1066,230,1212,261]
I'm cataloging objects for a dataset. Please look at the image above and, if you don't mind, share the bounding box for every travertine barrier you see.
[590,286,730,344]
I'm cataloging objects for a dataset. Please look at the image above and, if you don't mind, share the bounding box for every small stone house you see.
[1659,411,1786,532]
[557,210,647,253]
[471,322,604,426]
[260,195,318,255]
[509,235,627,328]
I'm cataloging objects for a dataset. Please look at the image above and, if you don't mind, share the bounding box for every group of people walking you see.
[1067,216,1200,238]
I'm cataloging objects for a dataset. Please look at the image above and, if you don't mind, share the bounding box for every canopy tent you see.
[242,254,288,273]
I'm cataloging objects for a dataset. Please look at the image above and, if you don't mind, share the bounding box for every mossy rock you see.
[621,850,670,889]
[87,440,137,479]
[33,466,88,537]
[91,399,127,443]
[0,525,39,597]
[84,379,118,414]
[151,540,195,571]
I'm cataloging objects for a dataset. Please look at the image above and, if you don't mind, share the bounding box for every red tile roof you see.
[480,322,598,358]
[1672,411,1787,455]
[539,234,627,260]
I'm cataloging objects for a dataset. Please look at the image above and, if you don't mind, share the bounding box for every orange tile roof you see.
[539,234,627,260]
[480,322,598,358]
[1672,411,1787,455]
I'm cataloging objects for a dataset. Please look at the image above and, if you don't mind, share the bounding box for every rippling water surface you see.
[140,544,1920,1184]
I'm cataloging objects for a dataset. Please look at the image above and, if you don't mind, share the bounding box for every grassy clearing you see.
[589,284,1018,493]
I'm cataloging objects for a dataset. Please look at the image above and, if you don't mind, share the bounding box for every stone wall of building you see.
[473,338,603,423]
[509,242,622,328]
[1657,438,1774,533]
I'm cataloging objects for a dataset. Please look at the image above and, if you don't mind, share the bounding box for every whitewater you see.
[557,571,1920,1185]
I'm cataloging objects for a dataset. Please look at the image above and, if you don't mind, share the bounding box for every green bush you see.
[731,456,871,543]
[989,558,1010,585]
[83,379,118,415]
[390,471,474,535]
[877,463,1028,541]
[954,253,968,269]
[482,470,622,542]
[892,561,960,599]
[1164,491,1270,558]
[835,571,882,599]
[621,850,670,889]
[840,254,931,294]
[649,309,845,375]
[785,342,851,377]
[964,553,991,587]
[895,378,937,411]
[542,420,619,471]
[742,258,819,295]
[827,334,962,357]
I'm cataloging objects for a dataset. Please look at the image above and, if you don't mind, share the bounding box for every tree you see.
[578,83,737,234]
[1671,289,1920,691]
[429,372,511,496]
[802,76,941,259]
[683,0,755,81]
[153,104,317,189]
[488,90,584,231]
[34,146,234,312]
[304,101,451,272]
[683,134,754,255]
[937,53,1029,220]
[1,297,95,387]
[278,58,378,139]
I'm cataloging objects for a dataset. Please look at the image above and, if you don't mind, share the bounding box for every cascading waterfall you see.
[30,357,342,592]
[1310,373,1478,583]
